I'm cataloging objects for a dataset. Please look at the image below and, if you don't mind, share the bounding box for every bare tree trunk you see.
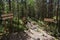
[57,0,59,26]
[9,0,11,11]
[41,0,47,20]
[48,0,53,18]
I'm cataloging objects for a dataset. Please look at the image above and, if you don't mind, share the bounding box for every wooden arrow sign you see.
[1,13,13,20]
[44,18,54,22]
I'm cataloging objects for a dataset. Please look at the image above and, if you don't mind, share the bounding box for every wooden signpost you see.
[1,13,13,20]
[44,18,54,22]
[1,13,13,33]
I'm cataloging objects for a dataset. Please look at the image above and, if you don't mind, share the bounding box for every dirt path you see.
[25,21,55,40]
[0,21,56,40]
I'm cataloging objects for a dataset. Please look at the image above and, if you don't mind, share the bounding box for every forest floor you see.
[0,21,58,40]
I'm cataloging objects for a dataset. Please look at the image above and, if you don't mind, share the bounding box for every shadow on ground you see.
[1,31,30,40]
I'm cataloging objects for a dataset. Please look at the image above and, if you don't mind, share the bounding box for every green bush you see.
[0,25,4,33]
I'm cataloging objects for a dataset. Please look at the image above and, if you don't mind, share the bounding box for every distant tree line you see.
[0,0,60,32]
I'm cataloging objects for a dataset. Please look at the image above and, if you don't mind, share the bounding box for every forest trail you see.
[25,21,55,40]
[0,21,56,40]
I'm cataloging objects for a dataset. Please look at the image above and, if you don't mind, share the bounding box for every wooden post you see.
[3,20,7,33]
[9,18,13,33]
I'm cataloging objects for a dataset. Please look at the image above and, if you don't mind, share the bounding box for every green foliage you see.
[12,17,27,31]
[0,25,4,33]
[27,0,35,7]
